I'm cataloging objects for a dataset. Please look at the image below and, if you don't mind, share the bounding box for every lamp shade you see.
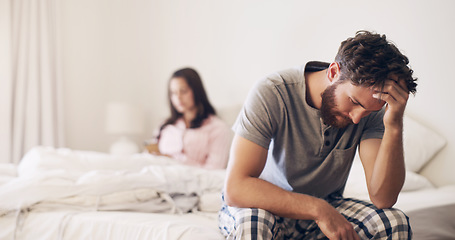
[105,102,144,135]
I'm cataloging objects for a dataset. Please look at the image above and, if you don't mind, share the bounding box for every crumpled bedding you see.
[0,146,226,216]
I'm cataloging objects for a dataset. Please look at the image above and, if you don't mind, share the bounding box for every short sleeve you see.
[360,107,385,141]
[232,77,282,149]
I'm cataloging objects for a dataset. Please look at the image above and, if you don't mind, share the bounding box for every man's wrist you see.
[384,123,403,137]
[312,197,332,221]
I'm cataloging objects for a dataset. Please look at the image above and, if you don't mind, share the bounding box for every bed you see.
[0,115,454,240]
[0,147,226,240]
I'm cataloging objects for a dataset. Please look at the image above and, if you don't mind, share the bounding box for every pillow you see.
[403,115,446,172]
[344,154,435,200]
[403,171,434,191]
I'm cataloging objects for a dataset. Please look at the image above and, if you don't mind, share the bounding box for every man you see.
[219,31,417,239]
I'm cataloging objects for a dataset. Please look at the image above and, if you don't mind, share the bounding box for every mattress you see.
[1,146,455,240]
[0,147,226,240]
[0,210,223,240]
[395,185,455,212]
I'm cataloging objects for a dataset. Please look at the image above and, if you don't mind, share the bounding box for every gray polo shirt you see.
[233,64,385,198]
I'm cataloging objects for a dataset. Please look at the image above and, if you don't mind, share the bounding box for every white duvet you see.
[0,147,225,216]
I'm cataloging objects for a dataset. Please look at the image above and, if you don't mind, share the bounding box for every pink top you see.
[158,115,232,169]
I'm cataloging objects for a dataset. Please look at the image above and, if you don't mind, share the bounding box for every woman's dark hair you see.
[157,67,216,139]
[335,30,417,94]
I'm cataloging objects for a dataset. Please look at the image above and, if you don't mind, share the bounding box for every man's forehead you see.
[351,84,386,111]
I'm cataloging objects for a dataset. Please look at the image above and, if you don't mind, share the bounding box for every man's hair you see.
[335,30,417,94]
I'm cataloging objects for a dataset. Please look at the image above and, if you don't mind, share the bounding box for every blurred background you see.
[1,0,454,185]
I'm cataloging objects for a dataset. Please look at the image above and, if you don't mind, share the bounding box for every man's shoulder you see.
[263,65,306,85]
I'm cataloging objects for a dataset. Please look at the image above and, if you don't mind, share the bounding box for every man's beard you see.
[320,83,353,128]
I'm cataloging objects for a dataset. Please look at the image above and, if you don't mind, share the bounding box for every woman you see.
[147,67,231,169]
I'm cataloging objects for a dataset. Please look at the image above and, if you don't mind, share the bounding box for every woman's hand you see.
[145,143,161,155]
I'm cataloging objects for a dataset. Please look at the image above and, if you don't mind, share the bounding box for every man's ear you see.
[327,62,341,84]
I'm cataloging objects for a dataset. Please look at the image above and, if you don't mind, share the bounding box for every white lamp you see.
[105,102,145,155]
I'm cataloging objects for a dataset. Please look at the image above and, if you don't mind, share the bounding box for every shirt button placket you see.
[323,130,331,147]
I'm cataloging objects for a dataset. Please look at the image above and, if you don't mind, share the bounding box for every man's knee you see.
[362,208,412,239]
[382,208,412,239]
[220,207,279,239]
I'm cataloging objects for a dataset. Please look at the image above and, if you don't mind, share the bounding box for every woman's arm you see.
[203,120,233,169]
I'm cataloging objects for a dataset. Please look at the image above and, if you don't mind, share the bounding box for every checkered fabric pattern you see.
[218,195,412,239]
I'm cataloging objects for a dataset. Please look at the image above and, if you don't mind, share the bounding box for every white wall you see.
[60,0,455,186]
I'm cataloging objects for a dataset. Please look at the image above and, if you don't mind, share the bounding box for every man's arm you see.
[224,134,360,240]
[358,79,409,209]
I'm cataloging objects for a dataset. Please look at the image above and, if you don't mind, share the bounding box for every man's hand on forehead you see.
[371,79,409,97]
[387,77,409,92]
[371,77,410,128]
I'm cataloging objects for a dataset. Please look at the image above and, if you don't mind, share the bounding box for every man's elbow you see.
[370,195,398,209]
[223,191,236,207]
[224,179,247,208]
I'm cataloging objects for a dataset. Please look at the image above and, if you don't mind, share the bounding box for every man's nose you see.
[349,109,365,124]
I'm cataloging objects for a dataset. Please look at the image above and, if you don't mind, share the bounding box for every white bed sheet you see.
[1,146,455,240]
[0,210,223,240]
[0,147,226,215]
[344,183,455,212]
[395,185,455,212]
[0,147,226,240]
[2,186,454,240]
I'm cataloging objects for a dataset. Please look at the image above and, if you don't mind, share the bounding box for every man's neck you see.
[304,69,329,110]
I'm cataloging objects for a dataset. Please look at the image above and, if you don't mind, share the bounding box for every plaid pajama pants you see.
[218,195,412,239]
